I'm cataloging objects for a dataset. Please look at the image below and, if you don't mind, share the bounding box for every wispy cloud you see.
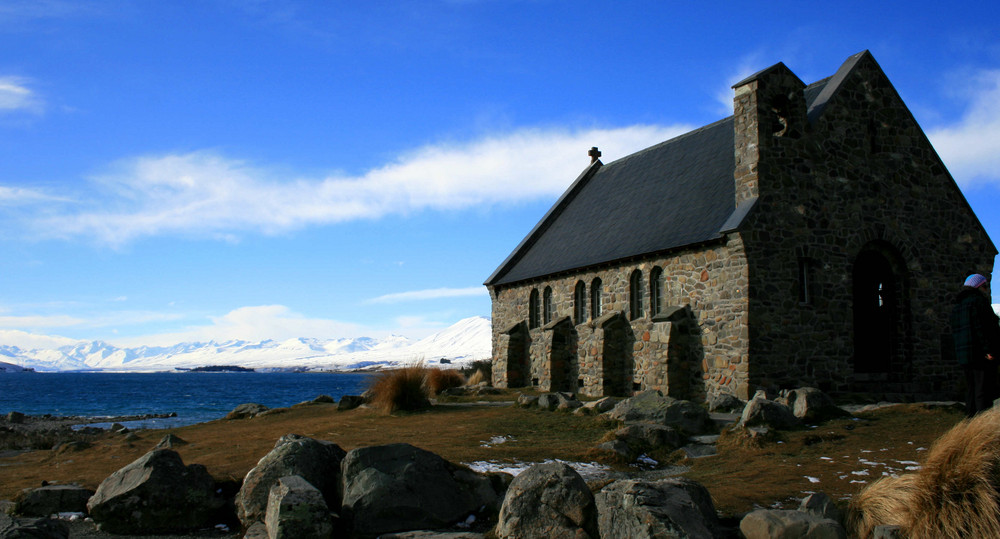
[0,76,43,114]
[0,329,81,350]
[113,305,368,346]
[0,313,84,328]
[0,185,60,204]
[715,53,767,116]
[366,287,488,304]
[927,69,1000,187]
[16,124,689,245]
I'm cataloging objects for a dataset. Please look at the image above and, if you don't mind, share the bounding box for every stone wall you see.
[733,53,996,399]
[489,237,751,400]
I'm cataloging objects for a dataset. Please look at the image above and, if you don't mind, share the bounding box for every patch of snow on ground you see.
[805,476,820,483]
[480,435,514,447]
[463,459,610,480]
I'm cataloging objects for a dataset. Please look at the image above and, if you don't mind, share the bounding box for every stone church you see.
[484,50,996,403]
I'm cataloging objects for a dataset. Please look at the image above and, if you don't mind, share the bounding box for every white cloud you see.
[715,53,766,116]
[0,185,63,205]
[26,124,689,245]
[366,286,488,304]
[927,69,1000,187]
[0,329,81,350]
[0,313,85,328]
[113,305,368,347]
[0,76,42,114]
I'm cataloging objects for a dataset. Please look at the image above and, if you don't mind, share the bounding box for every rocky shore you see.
[0,411,177,455]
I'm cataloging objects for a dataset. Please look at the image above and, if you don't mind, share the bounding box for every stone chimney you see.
[731,62,806,206]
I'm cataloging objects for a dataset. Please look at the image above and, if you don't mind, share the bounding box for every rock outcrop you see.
[606,390,714,435]
[265,475,334,539]
[86,448,225,535]
[341,443,504,538]
[225,402,270,420]
[596,477,727,538]
[495,461,598,539]
[737,395,801,430]
[777,387,851,422]
[14,484,93,517]
[236,433,346,527]
[0,512,69,538]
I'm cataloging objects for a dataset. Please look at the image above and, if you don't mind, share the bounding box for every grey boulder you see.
[341,443,504,538]
[265,475,333,539]
[738,396,801,430]
[606,390,714,435]
[495,461,598,539]
[225,402,269,420]
[740,509,846,539]
[14,484,93,517]
[85,449,224,535]
[595,478,726,539]
[0,513,69,538]
[778,388,851,422]
[236,433,346,526]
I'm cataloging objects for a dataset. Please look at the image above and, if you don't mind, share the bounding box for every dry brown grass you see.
[467,369,487,386]
[367,364,431,413]
[0,400,610,502]
[425,368,466,395]
[0,398,969,523]
[848,407,1000,538]
[684,403,966,516]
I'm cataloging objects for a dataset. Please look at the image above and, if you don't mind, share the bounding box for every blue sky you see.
[2,1,1000,348]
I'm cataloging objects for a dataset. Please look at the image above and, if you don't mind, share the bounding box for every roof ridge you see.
[807,50,871,122]
[603,116,734,167]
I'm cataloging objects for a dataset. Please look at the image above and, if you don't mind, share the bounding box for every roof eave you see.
[484,159,604,286]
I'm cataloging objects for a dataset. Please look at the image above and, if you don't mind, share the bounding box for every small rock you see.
[225,403,269,420]
[265,476,333,539]
[154,433,188,450]
[338,395,366,411]
[740,509,845,539]
[14,484,94,517]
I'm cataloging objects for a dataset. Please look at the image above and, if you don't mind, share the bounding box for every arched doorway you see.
[852,243,908,373]
[599,314,633,396]
[504,322,530,387]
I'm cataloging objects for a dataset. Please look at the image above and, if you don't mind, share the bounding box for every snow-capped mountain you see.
[0,316,492,372]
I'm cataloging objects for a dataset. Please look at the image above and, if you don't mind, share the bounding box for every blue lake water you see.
[0,372,374,429]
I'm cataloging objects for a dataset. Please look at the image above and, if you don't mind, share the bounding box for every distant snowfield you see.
[0,316,492,373]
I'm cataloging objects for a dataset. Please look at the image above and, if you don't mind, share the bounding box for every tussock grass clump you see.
[425,368,466,395]
[461,359,492,382]
[466,369,487,386]
[368,364,431,414]
[848,407,1000,538]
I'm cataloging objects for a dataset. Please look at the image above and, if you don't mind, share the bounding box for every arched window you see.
[590,278,603,319]
[629,269,644,320]
[650,267,664,315]
[543,286,554,325]
[528,289,540,329]
[574,281,586,324]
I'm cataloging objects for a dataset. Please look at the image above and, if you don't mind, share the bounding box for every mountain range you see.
[0,316,492,373]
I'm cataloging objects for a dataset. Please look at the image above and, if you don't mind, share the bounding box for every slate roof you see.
[484,53,860,288]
